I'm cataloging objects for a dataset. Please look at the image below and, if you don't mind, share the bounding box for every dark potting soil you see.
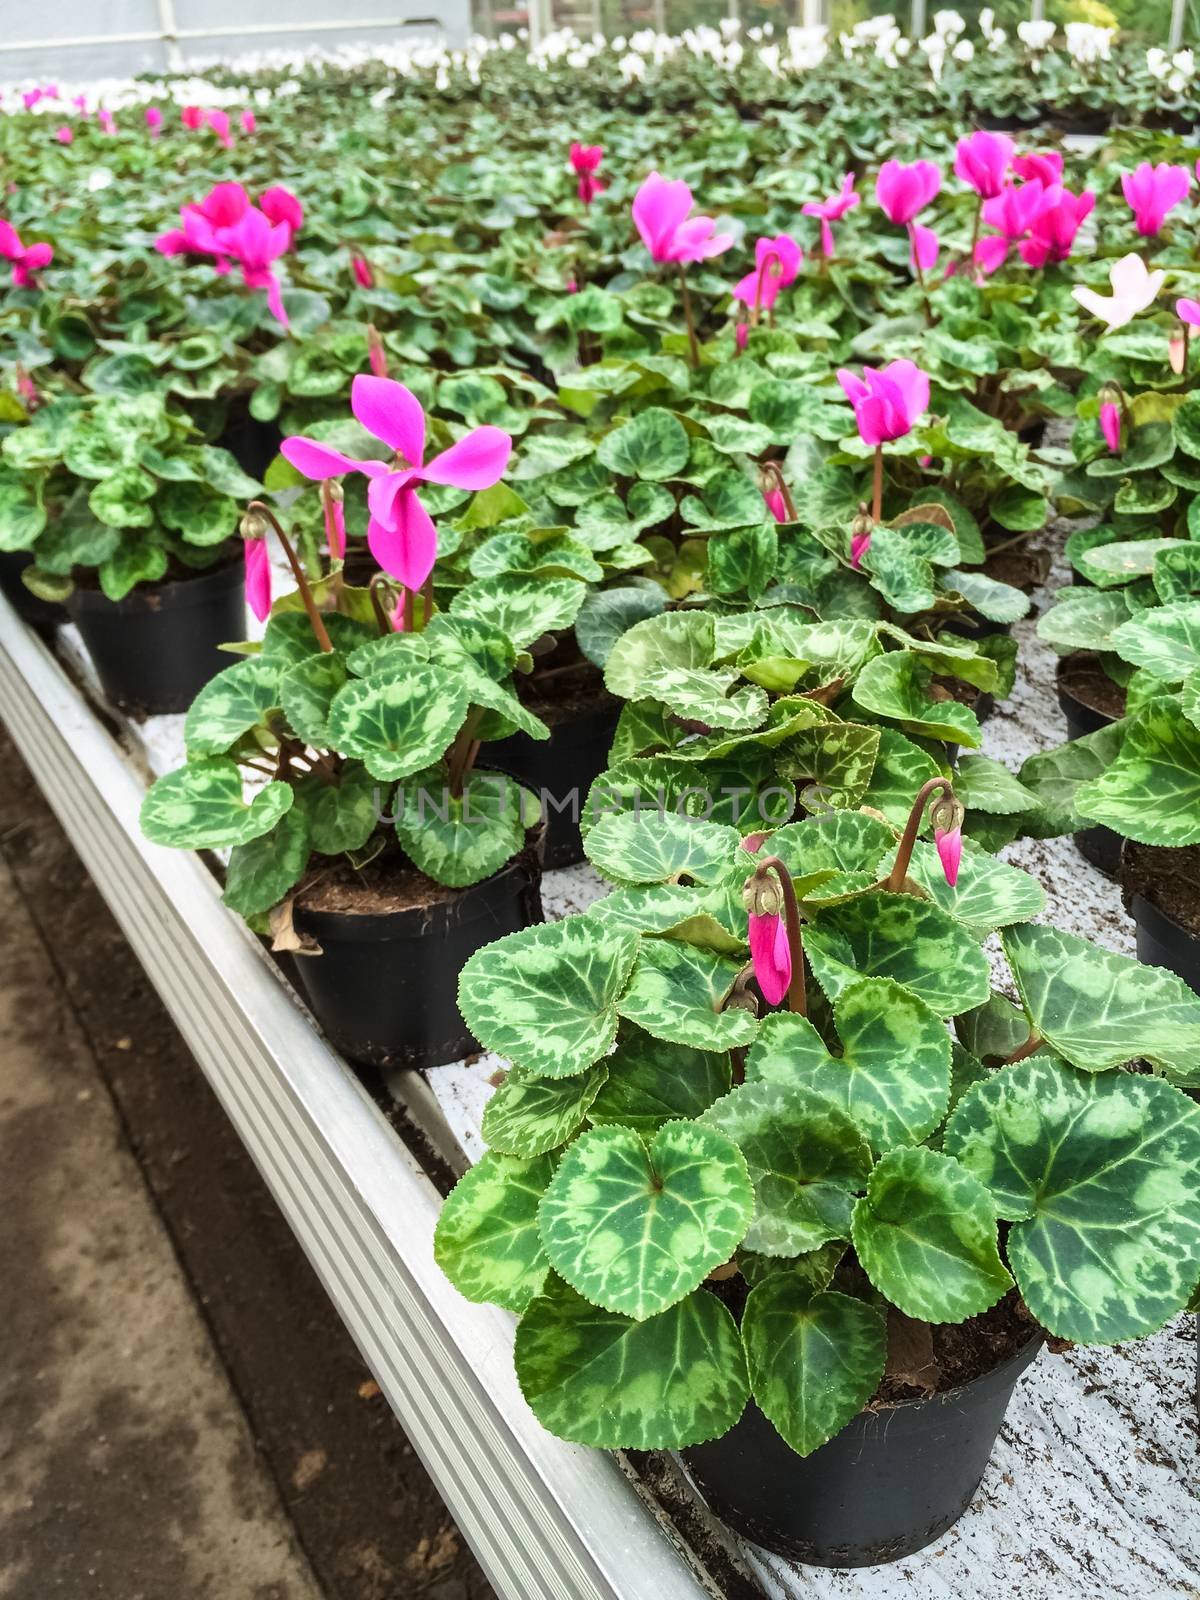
[983,542,1050,592]
[1060,656,1128,723]
[1122,843,1200,939]
[933,674,987,713]
[514,647,618,728]
[296,843,466,916]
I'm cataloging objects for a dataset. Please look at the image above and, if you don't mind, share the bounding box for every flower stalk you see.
[888,776,963,892]
[245,499,333,653]
[744,855,807,1016]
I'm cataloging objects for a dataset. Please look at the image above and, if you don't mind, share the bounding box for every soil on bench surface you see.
[0,731,496,1600]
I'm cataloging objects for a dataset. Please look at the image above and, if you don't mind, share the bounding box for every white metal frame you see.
[0,593,721,1600]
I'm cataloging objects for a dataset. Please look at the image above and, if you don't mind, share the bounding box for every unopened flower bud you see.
[240,507,269,542]
[743,873,782,919]
[929,791,965,837]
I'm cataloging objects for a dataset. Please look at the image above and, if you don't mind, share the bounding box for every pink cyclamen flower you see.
[145,106,162,135]
[748,907,791,1008]
[763,487,787,522]
[280,375,513,592]
[570,143,605,206]
[850,527,872,569]
[205,109,233,149]
[55,126,73,144]
[352,255,374,289]
[733,234,803,313]
[955,130,1014,199]
[1121,162,1190,237]
[1100,400,1121,453]
[98,109,115,134]
[1019,186,1095,267]
[241,110,256,135]
[243,536,271,622]
[0,220,52,288]
[632,172,734,264]
[220,208,291,325]
[1178,297,1200,326]
[911,223,939,273]
[565,276,578,293]
[975,179,1055,274]
[935,824,962,888]
[1013,150,1063,187]
[875,159,941,225]
[837,359,930,447]
[802,172,860,258]
[734,322,748,352]
[260,186,303,241]
[181,105,204,129]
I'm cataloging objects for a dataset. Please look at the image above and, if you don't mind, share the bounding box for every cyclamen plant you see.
[139,581,551,918]
[435,798,1200,1456]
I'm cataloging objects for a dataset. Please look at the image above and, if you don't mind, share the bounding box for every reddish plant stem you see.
[246,500,333,653]
[872,445,884,524]
[762,461,797,522]
[368,575,394,636]
[750,248,782,330]
[751,855,807,1017]
[1004,1031,1044,1065]
[887,776,957,892]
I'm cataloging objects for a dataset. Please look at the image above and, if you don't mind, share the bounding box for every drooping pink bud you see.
[748,908,791,1007]
[55,126,73,145]
[243,535,271,622]
[145,106,162,135]
[205,108,233,148]
[850,527,872,569]
[1170,333,1187,375]
[735,322,748,352]
[764,488,787,523]
[181,105,204,129]
[1100,399,1121,453]
[351,255,374,289]
[565,276,578,293]
[241,110,256,135]
[935,825,962,888]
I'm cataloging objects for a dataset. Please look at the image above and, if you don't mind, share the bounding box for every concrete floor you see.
[0,850,323,1600]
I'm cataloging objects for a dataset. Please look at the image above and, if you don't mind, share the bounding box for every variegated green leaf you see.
[588,883,742,952]
[857,728,944,828]
[878,624,999,694]
[514,1278,748,1448]
[450,572,586,651]
[851,1145,1013,1322]
[642,666,769,732]
[482,1065,608,1159]
[745,976,951,1151]
[603,611,715,700]
[184,658,281,755]
[1000,921,1200,1078]
[424,613,550,741]
[222,805,310,917]
[1083,538,1184,586]
[597,407,690,480]
[1154,542,1200,604]
[327,664,470,782]
[943,568,1030,624]
[775,721,882,810]
[739,1240,846,1291]
[953,754,1039,816]
[583,810,744,888]
[588,1030,731,1133]
[263,610,374,666]
[538,1121,753,1318]
[852,654,981,747]
[1016,721,1127,838]
[617,939,758,1051]
[296,765,381,856]
[394,767,531,888]
[862,532,937,613]
[458,916,640,1079]
[806,892,991,1016]
[434,1151,555,1312]
[280,651,348,748]
[760,812,896,906]
[742,1276,886,1458]
[140,759,294,849]
[887,840,1045,937]
[702,1081,872,1255]
[946,1059,1200,1343]
[1111,601,1200,685]
[1075,696,1200,847]
[1037,589,1133,653]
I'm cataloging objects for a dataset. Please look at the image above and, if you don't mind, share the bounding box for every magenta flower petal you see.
[280,436,364,480]
[1100,401,1121,453]
[367,491,438,591]
[836,367,871,406]
[975,234,1011,275]
[850,528,872,569]
[200,182,251,227]
[749,911,791,1007]
[367,467,420,529]
[350,374,426,466]
[954,130,1014,199]
[0,220,23,260]
[764,488,787,523]
[420,426,513,490]
[935,825,962,888]
[632,172,695,261]
[910,223,939,272]
[883,360,930,426]
[243,538,271,622]
[1178,297,1200,326]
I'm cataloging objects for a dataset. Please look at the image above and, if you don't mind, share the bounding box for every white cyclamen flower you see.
[953,39,974,61]
[1017,20,1055,50]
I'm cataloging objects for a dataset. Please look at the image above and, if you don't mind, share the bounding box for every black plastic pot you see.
[681,1334,1041,1567]
[287,837,545,1070]
[481,698,620,869]
[1056,664,1126,877]
[66,559,246,715]
[219,414,282,482]
[0,548,61,631]
[1128,890,1200,996]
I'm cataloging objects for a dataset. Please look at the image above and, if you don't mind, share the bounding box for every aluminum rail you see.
[0,593,717,1600]
[0,19,442,54]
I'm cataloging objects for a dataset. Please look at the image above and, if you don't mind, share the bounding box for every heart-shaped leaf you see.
[583,810,744,888]
[538,1121,753,1318]
[1075,696,1200,847]
[328,663,470,782]
[746,976,951,1151]
[858,728,944,828]
[852,654,981,747]
[952,753,1039,815]
[760,811,897,906]
[617,939,758,1051]
[588,1029,731,1134]
[702,1081,872,1254]
[514,1277,748,1448]
[851,1145,1013,1322]
[1111,602,1200,685]
[946,1059,1200,1342]
[280,651,348,748]
[221,805,310,918]
[603,611,716,700]
[184,658,281,755]
[482,1066,609,1159]
[394,768,531,888]
[1000,921,1200,1079]
[434,1151,556,1312]
[458,916,640,1079]
[597,407,690,481]
[805,892,991,1016]
[643,665,769,731]
[1037,589,1133,652]
[450,572,586,651]
[140,759,293,849]
[887,840,1045,937]
[742,1275,886,1458]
